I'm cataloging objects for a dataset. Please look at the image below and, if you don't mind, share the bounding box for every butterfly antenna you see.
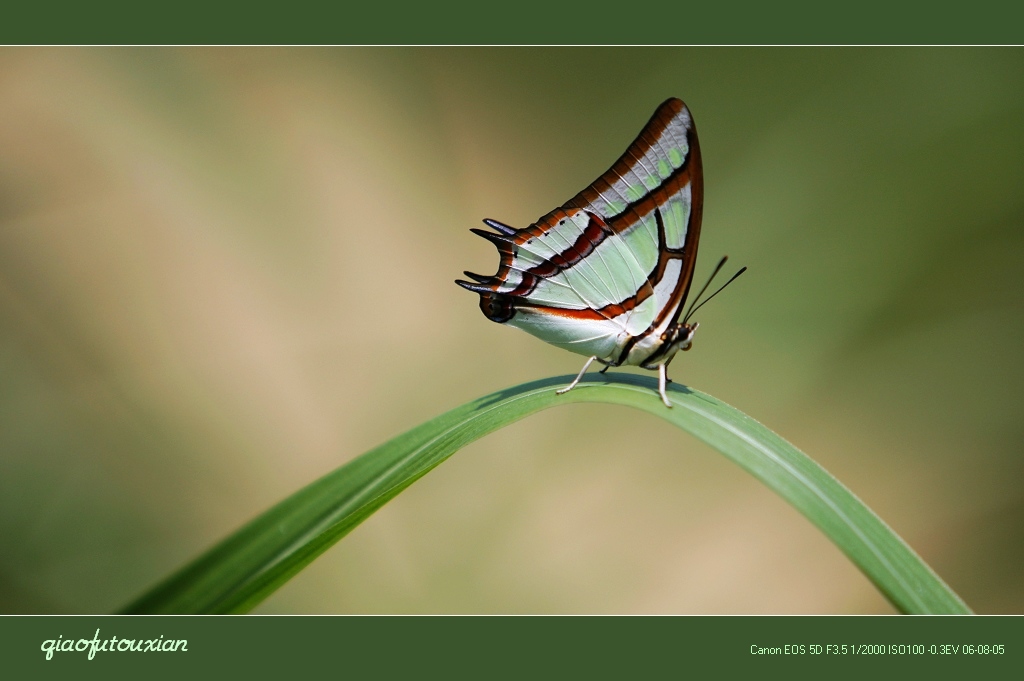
[682,255,729,323]
[683,266,747,324]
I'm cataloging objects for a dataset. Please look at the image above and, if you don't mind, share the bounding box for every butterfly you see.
[456,98,744,407]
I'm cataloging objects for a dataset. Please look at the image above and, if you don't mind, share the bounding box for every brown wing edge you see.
[567,97,688,212]
[613,106,704,364]
[668,117,703,327]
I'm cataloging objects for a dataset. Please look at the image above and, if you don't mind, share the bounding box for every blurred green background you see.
[0,47,1021,614]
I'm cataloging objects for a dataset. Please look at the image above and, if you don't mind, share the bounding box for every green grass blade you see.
[121,374,971,614]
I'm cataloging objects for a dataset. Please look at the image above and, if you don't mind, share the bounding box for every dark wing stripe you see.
[529,213,612,277]
[478,212,614,298]
[513,204,684,323]
[486,160,695,302]
[586,159,694,238]
[463,216,623,324]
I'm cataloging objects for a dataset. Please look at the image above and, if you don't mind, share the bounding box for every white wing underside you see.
[459,98,702,368]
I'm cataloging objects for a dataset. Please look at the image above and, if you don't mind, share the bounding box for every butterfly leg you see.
[663,355,675,383]
[598,364,610,374]
[556,356,597,395]
[658,364,673,408]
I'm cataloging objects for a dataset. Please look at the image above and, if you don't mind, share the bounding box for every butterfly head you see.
[667,321,699,355]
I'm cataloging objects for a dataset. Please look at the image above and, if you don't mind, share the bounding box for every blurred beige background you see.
[0,47,1021,614]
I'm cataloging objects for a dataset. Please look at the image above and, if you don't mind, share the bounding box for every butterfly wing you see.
[457,98,703,366]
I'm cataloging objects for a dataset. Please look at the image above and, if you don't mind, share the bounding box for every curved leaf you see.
[121,374,971,614]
